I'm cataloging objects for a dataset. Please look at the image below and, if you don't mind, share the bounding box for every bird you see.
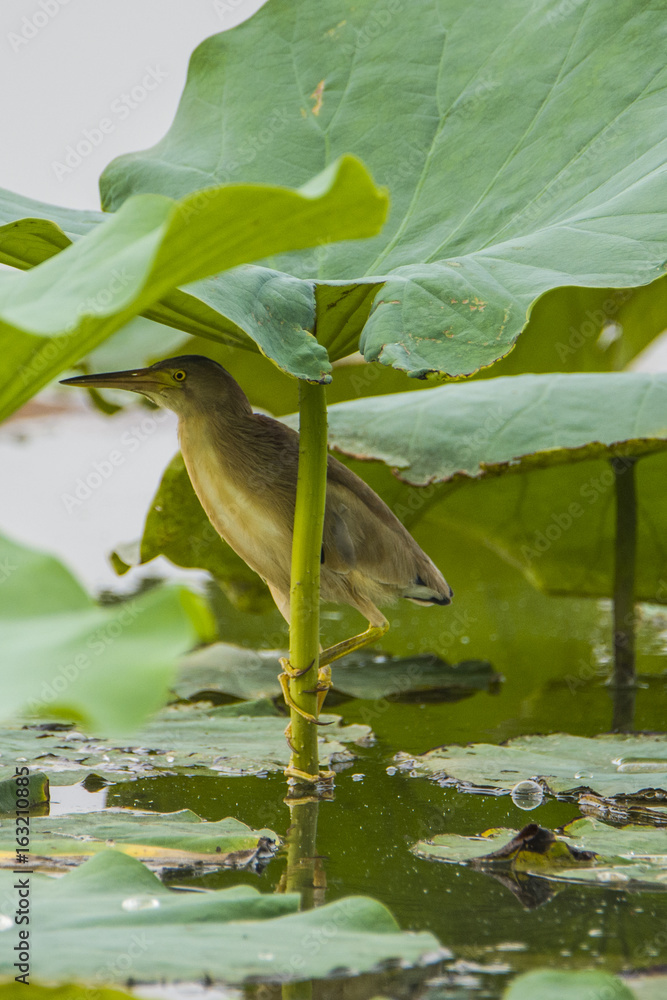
[61,355,453,724]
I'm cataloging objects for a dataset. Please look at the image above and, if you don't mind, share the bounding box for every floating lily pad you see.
[0,534,203,735]
[622,972,667,1000]
[396,733,667,801]
[0,701,371,786]
[502,969,634,1000]
[578,793,667,827]
[175,643,500,703]
[0,771,49,814]
[0,850,446,983]
[0,986,138,1000]
[413,818,667,889]
[0,809,278,874]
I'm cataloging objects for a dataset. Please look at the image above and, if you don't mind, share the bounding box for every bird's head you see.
[60,355,249,418]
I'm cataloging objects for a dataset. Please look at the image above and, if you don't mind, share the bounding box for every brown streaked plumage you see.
[61,355,452,714]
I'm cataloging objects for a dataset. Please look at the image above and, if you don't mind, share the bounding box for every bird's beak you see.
[60,367,169,394]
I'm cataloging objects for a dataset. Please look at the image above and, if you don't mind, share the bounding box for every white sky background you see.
[0,0,266,209]
[0,1,267,589]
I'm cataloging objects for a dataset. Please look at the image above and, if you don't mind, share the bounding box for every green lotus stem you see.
[611,456,637,692]
[287,380,328,780]
[280,799,321,1000]
[285,799,321,908]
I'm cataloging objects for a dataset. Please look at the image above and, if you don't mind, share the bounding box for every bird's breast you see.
[178,422,292,589]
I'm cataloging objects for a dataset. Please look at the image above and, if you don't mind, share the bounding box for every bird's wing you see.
[323,455,448,598]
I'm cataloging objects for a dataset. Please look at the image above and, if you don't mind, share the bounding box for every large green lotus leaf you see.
[0,809,276,873]
[323,372,667,603]
[176,642,499,702]
[476,279,667,378]
[0,850,445,983]
[0,156,387,421]
[413,817,667,888]
[0,188,310,368]
[100,1,667,378]
[324,373,667,484]
[502,970,634,1000]
[0,534,202,734]
[397,733,667,800]
[0,701,371,785]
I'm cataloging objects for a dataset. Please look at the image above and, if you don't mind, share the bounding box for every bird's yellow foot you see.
[284,762,335,784]
[284,721,298,754]
[317,664,332,715]
[279,655,315,679]
[278,665,331,725]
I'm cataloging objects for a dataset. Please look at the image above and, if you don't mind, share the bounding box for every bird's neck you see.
[177,405,252,482]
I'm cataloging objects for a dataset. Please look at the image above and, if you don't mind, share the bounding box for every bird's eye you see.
[173,370,186,382]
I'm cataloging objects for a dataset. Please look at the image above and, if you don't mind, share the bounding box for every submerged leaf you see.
[413,817,667,888]
[176,643,500,702]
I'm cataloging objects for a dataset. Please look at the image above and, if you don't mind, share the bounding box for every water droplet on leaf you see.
[122,895,161,912]
[510,779,543,810]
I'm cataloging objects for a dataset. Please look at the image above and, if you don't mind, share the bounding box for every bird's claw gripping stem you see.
[278,661,332,725]
[283,723,335,783]
[284,762,335,784]
[281,657,315,679]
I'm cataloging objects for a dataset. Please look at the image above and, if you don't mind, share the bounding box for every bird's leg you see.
[312,617,389,714]
[315,664,332,715]
[279,658,335,783]
[319,620,390,668]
